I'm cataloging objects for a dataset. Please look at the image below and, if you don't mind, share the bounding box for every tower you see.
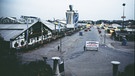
[66,5,79,29]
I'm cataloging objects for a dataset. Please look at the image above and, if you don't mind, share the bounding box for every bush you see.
[0,55,53,76]
[118,63,134,76]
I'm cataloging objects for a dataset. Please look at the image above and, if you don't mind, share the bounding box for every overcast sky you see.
[0,0,134,21]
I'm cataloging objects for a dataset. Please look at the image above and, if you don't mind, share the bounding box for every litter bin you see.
[122,36,127,46]
[79,32,83,36]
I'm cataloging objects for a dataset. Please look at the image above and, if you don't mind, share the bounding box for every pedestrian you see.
[84,46,86,51]
[122,36,127,46]
[58,45,60,51]
[43,57,47,64]
[98,29,101,34]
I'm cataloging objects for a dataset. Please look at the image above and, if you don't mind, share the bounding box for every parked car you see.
[107,26,114,33]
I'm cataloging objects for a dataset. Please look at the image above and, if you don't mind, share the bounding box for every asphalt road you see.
[19,26,134,76]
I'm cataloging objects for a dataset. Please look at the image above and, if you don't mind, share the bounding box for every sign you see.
[86,41,99,48]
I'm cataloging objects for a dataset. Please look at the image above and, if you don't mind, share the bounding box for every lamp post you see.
[104,29,106,45]
[121,3,126,29]
[58,23,62,53]
[26,19,29,49]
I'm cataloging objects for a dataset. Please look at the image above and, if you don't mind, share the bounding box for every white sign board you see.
[86,41,99,48]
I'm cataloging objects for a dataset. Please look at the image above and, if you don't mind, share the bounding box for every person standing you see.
[58,45,60,51]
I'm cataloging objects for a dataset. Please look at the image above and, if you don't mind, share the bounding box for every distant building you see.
[20,16,39,24]
[0,17,20,24]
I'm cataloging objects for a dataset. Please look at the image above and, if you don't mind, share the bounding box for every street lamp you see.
[121,3,126,29]
[26,19,29,49]
[58,22,62,53]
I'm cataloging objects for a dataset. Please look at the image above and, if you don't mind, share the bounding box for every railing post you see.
[52,57,61,76]
[111,61,120,76]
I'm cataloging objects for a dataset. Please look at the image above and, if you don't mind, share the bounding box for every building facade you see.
[0,21,52,50]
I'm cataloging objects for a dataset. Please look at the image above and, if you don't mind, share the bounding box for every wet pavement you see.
[18,26,134,76]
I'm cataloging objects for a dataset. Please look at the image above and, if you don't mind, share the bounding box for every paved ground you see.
[20,27,134,63]
[105,34,134,53]
[19,27,134,76]
[63,30,134,76]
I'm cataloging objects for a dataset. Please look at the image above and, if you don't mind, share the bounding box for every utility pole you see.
[26,19,29,49]
[58,22,62,53]
[121,3,126,29]
[60,38,62,53]
[104,29,106,45]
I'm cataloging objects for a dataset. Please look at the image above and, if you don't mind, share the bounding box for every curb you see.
[106,43,115,49]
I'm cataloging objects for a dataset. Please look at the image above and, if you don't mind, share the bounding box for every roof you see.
[125,28,135,31]
[0,30,23,41]
[7,17,16,21]
[41,20,60,30]
[59,20,66,24]
[0,24,28,30]
[0,20,61,41]
[0,22,36,41]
